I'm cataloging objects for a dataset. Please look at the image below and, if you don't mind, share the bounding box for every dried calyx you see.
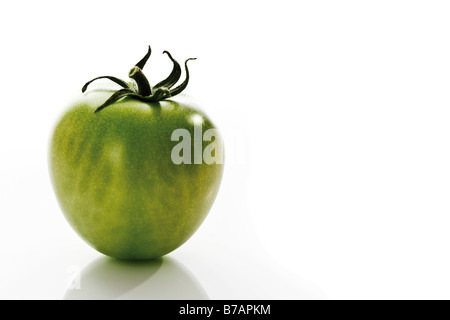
[82,45,196,113]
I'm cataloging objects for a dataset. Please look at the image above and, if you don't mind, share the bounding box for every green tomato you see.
[49,46,224,260]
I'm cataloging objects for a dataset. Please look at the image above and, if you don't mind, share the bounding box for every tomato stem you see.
[82,45,196,113]
[129,66,152,96]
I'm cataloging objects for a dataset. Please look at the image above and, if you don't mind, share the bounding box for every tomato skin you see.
[49,90,224,259]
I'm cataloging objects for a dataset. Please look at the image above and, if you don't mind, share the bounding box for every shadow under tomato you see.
[63,255,209,300]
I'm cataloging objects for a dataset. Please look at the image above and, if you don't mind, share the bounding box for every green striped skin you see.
[49,90,224,260]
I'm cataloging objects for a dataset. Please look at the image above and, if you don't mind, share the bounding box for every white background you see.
[1,0,450,299]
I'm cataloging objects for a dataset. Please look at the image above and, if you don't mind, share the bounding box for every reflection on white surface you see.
[64,256,208,300]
